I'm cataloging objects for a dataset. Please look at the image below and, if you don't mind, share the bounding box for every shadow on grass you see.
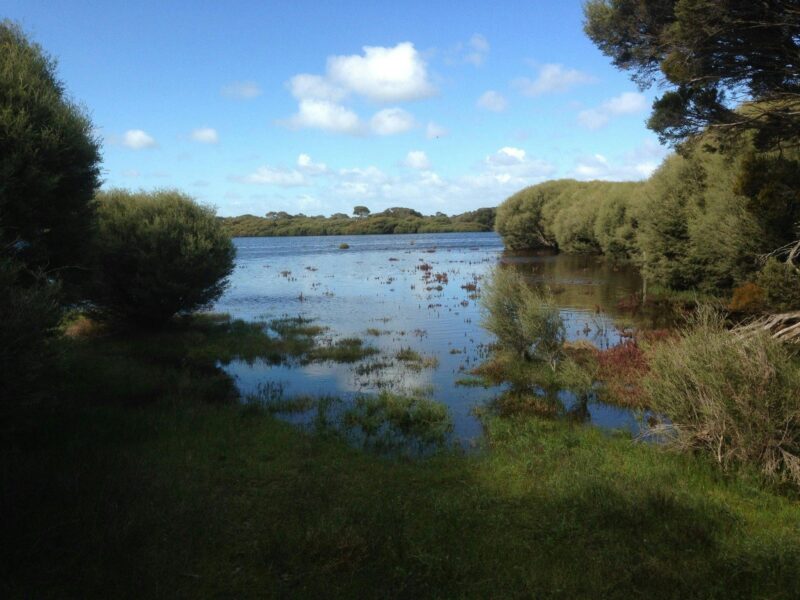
[2,402,799,599]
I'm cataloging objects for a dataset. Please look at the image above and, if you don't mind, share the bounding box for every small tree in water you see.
[480,266,564,369]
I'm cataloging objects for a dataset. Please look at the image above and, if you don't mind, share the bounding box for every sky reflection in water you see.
[215,232,647,444]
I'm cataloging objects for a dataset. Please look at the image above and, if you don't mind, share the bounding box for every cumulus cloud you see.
[282,42,434,135]
[370,107,415,135]
[297,153,328,174]
[577,91,648,129]
[513,63,595,96]
[285,99,363,134]
[122,129,156,150]
[221,80,262,99]
[426,121,448,139]
[326,42,435,103]
[477,90,507,112]
[287,74,346,102]
[191,127,219,144]
[404,150,430,170]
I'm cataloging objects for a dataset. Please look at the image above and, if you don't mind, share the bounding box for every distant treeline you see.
[220,207,496,238]
[496,134,800,296]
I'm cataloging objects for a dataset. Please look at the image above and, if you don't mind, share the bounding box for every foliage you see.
[0,257,62,407]
[644,309,800,487]
[89,189,236,325]
[496,136,800,295]
[480,267,564,367]
[584,0,800,149]
[220,206,496,237]
[0,20,101,278]
[757,258,800,311]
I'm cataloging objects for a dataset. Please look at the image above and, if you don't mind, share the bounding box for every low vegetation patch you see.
[644,310,800,487]
[342,392,453,453]
[308,337,380,363]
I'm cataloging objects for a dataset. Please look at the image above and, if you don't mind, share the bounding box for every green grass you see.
[4,317,800,598]
[3,403,799,598]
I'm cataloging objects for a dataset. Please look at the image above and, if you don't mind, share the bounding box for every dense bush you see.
[757,258,800,311]
[90,190,235,325]
[495,132,800,296]
[0,20,101,277]
[644,310,800,487]
[0,258,62,406]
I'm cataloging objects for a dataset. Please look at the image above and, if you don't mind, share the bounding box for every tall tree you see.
[584,0,800,149]
[0,20,101,275]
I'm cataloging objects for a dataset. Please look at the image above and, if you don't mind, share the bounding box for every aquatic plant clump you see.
[342,392,453,452]
[480,267,564,368]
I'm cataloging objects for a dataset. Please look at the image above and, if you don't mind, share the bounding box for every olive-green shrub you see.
[644,310,800,487]
[90,190,235,326]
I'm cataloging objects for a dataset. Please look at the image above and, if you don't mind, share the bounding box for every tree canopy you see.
[583,0,800,149]
[0,20,101,274]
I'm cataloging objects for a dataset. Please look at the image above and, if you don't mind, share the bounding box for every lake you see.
[214,231,648,444]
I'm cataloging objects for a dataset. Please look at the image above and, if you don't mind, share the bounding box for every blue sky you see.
[5,0,670,217]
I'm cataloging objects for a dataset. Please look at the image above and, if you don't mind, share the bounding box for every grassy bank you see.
[2,318,799,598]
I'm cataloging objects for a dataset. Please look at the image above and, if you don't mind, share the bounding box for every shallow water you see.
[215,232,648,444]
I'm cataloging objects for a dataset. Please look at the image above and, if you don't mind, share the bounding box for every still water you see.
[214,232,646,444]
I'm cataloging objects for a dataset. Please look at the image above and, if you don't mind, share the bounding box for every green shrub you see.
[0,258,62,406]
[644,309,800,487]
[480,267,564,368]
[757,258,800,311]
[90,190,235,326]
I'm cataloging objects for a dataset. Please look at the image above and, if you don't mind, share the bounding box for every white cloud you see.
[243,166,307,186]
[297,153,328,174]
[426,121,448,139]
[404,150,430,170]
[370,107,415,135]
[513,63,595,96]
[122,129,156,150]
[477,90,507,112]
[191,127,219,144]
[465,34,490,66]
[221,80,262,99]
[577,91,648,129]
[288,74,347,101]
[326,42,435,103]
[570,138,669,180]
[286,99,363,134]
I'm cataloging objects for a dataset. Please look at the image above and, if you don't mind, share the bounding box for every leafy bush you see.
[90,190,235,326]
[0,258,62,406]
[0,20,100,277]
[757,258,800,311]
[644,310,800,487]
[480,267,564,368]
[728,282,766,313]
